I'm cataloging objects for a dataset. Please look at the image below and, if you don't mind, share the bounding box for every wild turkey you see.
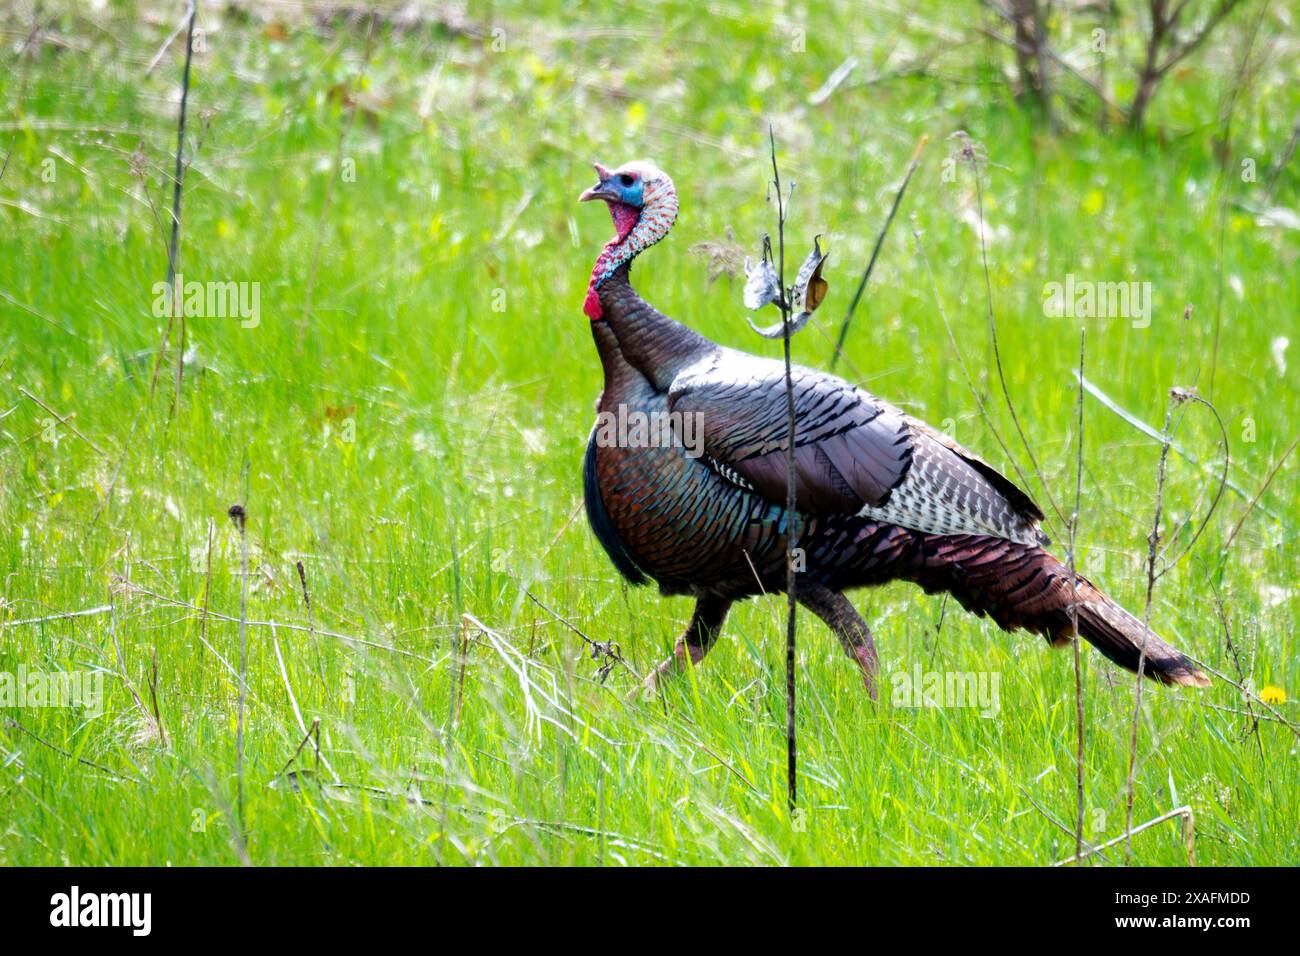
[578,159,1209,695]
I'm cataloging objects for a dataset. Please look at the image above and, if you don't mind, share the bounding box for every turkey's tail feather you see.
[1063,589,1210,687]
[906,535,1210,688]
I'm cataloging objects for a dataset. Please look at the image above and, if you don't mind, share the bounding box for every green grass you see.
[1,1,1296,866]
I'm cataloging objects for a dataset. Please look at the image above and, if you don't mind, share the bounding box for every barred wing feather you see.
[668,352,1046,545]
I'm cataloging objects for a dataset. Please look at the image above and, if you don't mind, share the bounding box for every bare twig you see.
[144,6,193,76]
[829,134,927,371]
[912,218,1048,527]
[1073,372,1272,516]
[147,0,199,409]
[1125,352,1183,864]
[18,387,109,457]
[1209,581,1265,760]
[695,742,762,796]
[0,604,112,629]
[273,718,322,781]
[977,4,1129,121]
[1222,433,1298,552]
[108,591,148,718]
[1130,0,1249,132]
[271,624,338,782]
[197,518,214,694]
[1019,786,1112,864]
[518,584,633,681]
[229,460,250,846]
[3,718,142,784]
[454,617,470,726]
[1184,657,1300,738]
[148,648,167,749]
[1154,390,1229,578]
[928,593,949,668]
[1068,330,1086,861]
[1055,805,1194,867]
[767,125,799,815]
[968,145,1065,529]
[1180,698,1292,725]
[295,560,328,695]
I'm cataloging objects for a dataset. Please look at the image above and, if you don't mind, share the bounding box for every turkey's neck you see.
[593,263,714,393]
[584,182,713,391]
[583,203,642,315]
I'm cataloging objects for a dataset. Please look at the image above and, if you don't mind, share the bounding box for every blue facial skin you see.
[613,175,644,207]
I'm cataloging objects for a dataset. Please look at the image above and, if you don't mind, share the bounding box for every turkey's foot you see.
[634,643,706,698]
[628,595,731,701]
[797,582,879,701]
[850,642,879,700]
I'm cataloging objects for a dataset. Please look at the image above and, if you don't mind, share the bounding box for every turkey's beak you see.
[579,162,616,202]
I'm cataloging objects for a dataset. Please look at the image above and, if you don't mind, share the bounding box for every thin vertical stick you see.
[829,135,926,371]
[272,624,338,783]
[454,617,470,727]
[1125,391,1176,863]
[108,590,148,718]
[230,457,250,846]
[768,125,798,815]
[910,216,1049,537]
[148,0,198,404]
[1068,330,1086,861]
[148,647,167,749]
[1221,433,1297,552]
[197,517,214,695]
[1125,307,1191,863]
[972,161,1065,529]
[1210,581,1265,762]
[295,560,328,695]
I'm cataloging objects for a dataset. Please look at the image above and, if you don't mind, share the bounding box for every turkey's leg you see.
[797,582,879,699]
[641,595,732,694]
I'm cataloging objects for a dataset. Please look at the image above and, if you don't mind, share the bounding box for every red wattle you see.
[581,199,653,321]
[583,285,603,320]
[609,202,639,240]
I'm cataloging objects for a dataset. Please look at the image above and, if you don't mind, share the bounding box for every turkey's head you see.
[580,160,678,320]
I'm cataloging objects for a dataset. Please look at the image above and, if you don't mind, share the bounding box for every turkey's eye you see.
[618,173,635,187]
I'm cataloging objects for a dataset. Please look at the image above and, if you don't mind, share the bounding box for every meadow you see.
[0,0,1296,866]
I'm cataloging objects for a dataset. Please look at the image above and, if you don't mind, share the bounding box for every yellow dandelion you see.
[1259,685,1286,706]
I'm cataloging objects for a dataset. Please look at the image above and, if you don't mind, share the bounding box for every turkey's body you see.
[586,327,786,597]
[586,316,909,601]
[578,166,1209,693]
